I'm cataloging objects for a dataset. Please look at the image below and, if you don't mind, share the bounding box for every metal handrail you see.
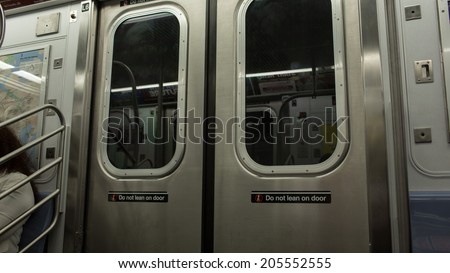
[0,125,64,166]
[18,190,60,253]
[0,4,5,48]
[0,104,66,252]
[0,158,62,200]
[0,104,65,127]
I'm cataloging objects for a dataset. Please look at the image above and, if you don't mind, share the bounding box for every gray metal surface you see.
[0,1,90,252]
[4,0,75,16]
[84,0,206,252]
[64,0,97,252]
[383,0,411,252]
[361,0,392,252]
[437,0,450,142]
[213,0,389,252]
[395,0,450,252]
[405,5,421,21]
[414,60,433,84]
[398,0,450,181]
[0,0,399,252]
[414,128,432,143]
[36,12,60,36]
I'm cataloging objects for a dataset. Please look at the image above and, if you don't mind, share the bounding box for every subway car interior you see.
[0,0,450,252]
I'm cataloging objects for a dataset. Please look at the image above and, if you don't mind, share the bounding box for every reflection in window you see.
[244,0,338,166]
[107,13,180,169]
[0,48,47,167]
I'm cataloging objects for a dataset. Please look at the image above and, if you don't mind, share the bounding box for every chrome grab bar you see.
[437,0,450,142]
[0,104,66,252]
[0,4,5,48]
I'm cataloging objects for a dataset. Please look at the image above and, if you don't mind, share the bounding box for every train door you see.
[396,0,450,252]
[213,0,392,252]
[84,0,206,252]
[82,0,393,252]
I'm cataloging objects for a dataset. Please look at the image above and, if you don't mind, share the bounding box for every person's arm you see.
[0,173,34,244]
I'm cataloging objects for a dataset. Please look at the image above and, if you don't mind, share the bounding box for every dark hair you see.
[0,126,34,176]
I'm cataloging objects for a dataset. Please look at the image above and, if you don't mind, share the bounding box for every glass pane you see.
[0,48,47,167]
[107,13,180,169]
[244,0,337,166]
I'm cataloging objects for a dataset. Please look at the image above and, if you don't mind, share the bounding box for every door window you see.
[237,0,348,174]
[101,8,187,177]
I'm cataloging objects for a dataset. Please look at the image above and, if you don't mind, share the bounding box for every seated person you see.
[0,126,35,252]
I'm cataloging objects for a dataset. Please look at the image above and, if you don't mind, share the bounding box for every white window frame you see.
[235,0,349,175]
[99,6,187,178]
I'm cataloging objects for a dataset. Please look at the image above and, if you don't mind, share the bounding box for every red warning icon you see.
[255,194,264,203]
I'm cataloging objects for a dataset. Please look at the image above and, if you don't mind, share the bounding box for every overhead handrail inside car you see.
[0,104,66,253]
[112,61,140,121]
[111,61,144,167]
[0,4,5,48]
[109,108,149,168]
